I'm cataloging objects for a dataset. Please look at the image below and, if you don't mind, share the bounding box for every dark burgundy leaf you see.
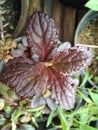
[26,11,59,62]
[47,41,71,60]
[31,94,57,111]
[0,12,93,110]
[0,56,77,110]
[46,68,77,110]
[31,68,77,110]
[0,57,34,89]
[0,58,49,97]
[50,46,93,74]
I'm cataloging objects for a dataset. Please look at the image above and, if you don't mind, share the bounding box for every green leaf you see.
[31,117,38,127]
[0,114,6,126]
[34,111,42,118]
[77,90,92,103]
[46,110,54,127]
[0,82,10,96]
[0,82,17,103]
[57,106,68,130]
[85,0,98,11]
[79,72,90,88]
[80,112,90,124]
[89,105,98,115]
[76,106,88,114]
[0,0,6,5]
[81,124,98,130]
[19,100,27,107]
[96,56,98,60]
[17,43,27,50]
[27,105,45,112]
[11,108,23,122]
[94,76,98,84]
[0,40,5,45]
[89,116,98,122]
[4,105,12,113]
[11,108,23,130]
[89,90,98,102]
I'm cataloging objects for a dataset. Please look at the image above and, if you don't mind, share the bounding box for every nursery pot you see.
[74,10,98,44]
[74,10,98,87]
[74,11,98,128]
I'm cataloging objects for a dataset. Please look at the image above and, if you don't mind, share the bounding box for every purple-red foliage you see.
[0,12,93,110]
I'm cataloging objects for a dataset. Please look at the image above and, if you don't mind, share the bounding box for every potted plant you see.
[74,0,98,86]
[0,0,29,38]
[0,11,93,130]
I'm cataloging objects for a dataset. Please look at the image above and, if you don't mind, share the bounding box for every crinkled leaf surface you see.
[0,57,76,110]
[0,58,47,97]
[0,12,93,110]
[26,11,59,62]
[46,68,77,110]
[31,68,77,110]
[50,46,93,74]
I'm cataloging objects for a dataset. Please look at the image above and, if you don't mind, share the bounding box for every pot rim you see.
[74,10,98,88]
[74,10,98,44]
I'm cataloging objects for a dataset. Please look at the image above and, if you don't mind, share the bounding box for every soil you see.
[0,0,21,36]
[77,17,98,81]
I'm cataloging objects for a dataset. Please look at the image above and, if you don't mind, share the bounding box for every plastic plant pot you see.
[74,10,98,88]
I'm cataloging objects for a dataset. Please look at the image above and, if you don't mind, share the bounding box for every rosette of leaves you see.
[0,11,93,110]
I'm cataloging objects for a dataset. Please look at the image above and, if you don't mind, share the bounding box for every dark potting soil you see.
[0,0,21,35]
[77,17,98,81]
